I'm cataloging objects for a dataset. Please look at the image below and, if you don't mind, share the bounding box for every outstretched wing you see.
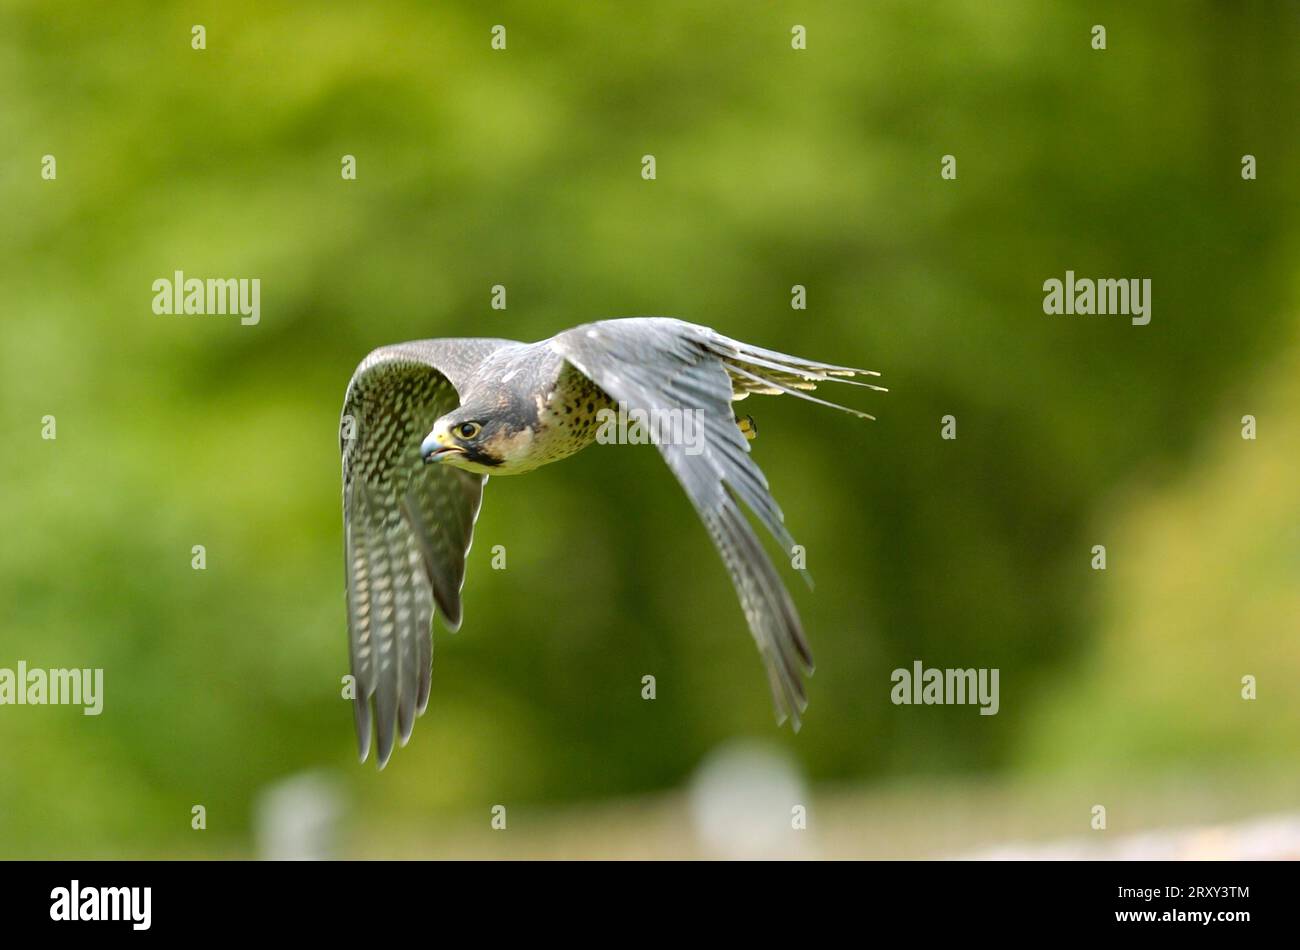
[341,339,509,767]
[551,318,877,728]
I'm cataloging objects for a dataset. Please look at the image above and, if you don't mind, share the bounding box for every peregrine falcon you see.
[340,317,882,766]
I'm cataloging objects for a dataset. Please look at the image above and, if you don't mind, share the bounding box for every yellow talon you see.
[737,414,758,441]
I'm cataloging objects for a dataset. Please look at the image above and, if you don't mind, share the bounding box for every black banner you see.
[0,859,1283,937]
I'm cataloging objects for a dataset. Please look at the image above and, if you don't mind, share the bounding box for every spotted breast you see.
[530,360,616,467]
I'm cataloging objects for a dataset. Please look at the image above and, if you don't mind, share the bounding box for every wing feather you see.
[341,340,505,766]
[550,318,871,727]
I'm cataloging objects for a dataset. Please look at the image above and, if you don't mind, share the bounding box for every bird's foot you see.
[736,414,758,441]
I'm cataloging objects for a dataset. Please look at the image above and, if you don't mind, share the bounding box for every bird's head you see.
[422,405,536,474]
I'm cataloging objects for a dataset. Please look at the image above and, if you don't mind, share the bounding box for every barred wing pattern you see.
[341,342,500,766]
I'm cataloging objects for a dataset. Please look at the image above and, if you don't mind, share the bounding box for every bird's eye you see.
[456,422,481,440]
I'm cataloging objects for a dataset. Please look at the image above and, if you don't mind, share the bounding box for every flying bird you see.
[340,317,882,766]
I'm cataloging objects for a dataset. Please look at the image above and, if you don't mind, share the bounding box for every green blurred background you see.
[1,1,1297,858]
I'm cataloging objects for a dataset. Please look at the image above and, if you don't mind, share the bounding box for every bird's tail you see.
[707,333,886,419]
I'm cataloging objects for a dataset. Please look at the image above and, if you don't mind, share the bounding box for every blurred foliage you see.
[1021,341,1300,773]
[0,1,1296,857]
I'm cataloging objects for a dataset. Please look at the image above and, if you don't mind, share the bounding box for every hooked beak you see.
[421,430,464,464]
